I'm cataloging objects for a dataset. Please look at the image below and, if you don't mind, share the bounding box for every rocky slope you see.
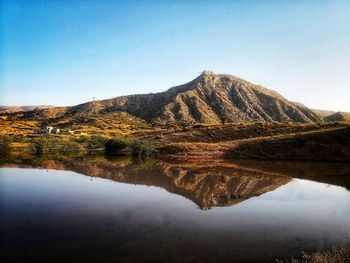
[18,71,321,124]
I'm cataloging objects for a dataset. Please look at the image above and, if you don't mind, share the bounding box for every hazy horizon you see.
[1,0,349,111]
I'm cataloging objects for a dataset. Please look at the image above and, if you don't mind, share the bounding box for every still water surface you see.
[0,157,349,262]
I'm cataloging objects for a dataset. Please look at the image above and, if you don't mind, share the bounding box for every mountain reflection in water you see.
[1,155,349,263]
[1,155,350,209]
[1,155,294,210]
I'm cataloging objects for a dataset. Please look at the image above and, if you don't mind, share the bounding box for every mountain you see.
[0,105,52,114]
[324,112,350,122]
[20,71,321,124]
[311,109,336,118]
[312,109,350,122]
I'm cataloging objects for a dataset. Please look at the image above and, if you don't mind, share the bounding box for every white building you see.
[46,126,54,134]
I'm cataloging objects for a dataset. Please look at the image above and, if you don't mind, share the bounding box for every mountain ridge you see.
[17,71,322,124]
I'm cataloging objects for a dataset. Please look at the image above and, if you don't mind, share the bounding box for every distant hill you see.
[312,109,350,122]
[311,109,336,118]
[0,105,52,114]
[14,71,322,125]
[324,112,350,122]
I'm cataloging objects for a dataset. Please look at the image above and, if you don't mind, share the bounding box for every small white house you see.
[46,126,54,134]
[44,126,60,134]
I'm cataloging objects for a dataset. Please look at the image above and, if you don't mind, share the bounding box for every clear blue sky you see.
[1,0,349,111]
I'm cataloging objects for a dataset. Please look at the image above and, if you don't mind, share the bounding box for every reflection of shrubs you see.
[130,140,157,157]
[132,158,158,171]
[104,138,128,155]
[31,136,84,155]
[0,136,12,157]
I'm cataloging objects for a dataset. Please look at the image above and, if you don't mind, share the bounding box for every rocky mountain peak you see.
[19,72,323,125]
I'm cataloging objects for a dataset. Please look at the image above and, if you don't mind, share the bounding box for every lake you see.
[1,156,349,262]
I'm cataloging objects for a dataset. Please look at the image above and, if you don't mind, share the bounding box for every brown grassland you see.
[1,115,349,162]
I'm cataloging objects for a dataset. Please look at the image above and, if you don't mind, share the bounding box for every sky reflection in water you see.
[0,159,349,263]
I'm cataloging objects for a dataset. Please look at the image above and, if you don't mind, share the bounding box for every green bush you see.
[85,136,109,151]
[0,136,12,157]
[192,123,205,128]
[104,138,128,155]
[130,140,157,157]
[31,136,84,155]
[60,141,84,153]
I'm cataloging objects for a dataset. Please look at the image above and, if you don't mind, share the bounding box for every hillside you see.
[14,71,321,125]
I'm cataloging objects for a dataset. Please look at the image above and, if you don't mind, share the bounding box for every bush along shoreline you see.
[1,133,159,158]
[30,136,84,156]
[24,135,157,158]
[104,138,157,158]
[0,135,12,157]
[104,138,128,156]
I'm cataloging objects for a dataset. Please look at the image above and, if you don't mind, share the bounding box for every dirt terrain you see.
[156,122,350,161]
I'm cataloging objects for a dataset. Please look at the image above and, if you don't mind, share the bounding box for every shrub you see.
[130,139,157,157]
[104,138,128,155]
[12,135,25,143]
[31,136,84,155]
[0,135,12,157]
[220,116,228,125]
[192,123,205,128]
[155,134,164,139]
[85,136,109,151]
[60,141,84,154]
[174,126,182,132]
